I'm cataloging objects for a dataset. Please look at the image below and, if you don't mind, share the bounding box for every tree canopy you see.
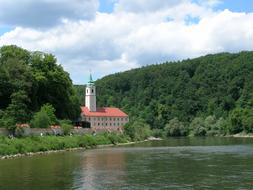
[94,51,253,133]
[0,45,80,125]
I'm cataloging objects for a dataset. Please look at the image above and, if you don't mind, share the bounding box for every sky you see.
[0,0,253,84]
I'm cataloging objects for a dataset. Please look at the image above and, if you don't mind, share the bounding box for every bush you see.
[15,127,26,138]
[165,118,187,137]
[190,117,206,136]
[40,104,57,125]
[30,110,51,128]
[124,119,151,141]
[61,123,72,135]
[229,108,253,134]
[152,129,164,138]
[0,115,16,133]
[60,120,73,135]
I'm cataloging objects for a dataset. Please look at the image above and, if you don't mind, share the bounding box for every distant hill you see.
[92,52,253,129]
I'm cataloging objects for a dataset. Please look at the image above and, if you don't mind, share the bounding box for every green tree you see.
[164,118,187,137]
[95,51,253,131]
[40,104,57,125]
[0,45,80,122]
[124,119,151,141]
[30,110,51,128]
[190,117,206,136]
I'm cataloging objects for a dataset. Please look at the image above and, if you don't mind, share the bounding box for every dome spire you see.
[88,70,94,85]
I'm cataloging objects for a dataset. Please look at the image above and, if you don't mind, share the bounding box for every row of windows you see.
[85,117,127,122]
[92,122,124,126]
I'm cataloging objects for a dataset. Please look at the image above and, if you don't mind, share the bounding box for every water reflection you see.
[0,138,253,190]
[74,149,126,190]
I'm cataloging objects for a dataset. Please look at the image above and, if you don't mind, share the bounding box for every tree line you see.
[0,45,80,131]
[93,51,253,136]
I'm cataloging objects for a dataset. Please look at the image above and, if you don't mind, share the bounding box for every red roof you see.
[81,106,128,117]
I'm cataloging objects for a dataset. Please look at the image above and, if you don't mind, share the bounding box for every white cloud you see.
[0,0,99,28]
[0,0,253,84]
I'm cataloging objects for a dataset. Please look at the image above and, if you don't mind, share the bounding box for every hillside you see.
[0,45,80,127]
[94,52,253,130]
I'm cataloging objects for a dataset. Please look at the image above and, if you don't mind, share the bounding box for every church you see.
[80,74,129,131]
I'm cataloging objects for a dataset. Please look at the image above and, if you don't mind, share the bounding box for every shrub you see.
[152,129,164,138]
[229,108,253,134]
[190,117,206,136]
[30,110,51,128]
[60,120,73,135]
[40,104,57,125]
[165,118,187,137]
[61,123,72,135]
[124,119,151,141]
[15,127,26,137]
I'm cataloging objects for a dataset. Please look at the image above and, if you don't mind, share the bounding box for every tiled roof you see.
[81,106,128,117]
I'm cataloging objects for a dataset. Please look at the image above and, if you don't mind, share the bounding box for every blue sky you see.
[2,0,253,35]
[98,0,253,13]
[0,0,253,84]
[214,0,253,13]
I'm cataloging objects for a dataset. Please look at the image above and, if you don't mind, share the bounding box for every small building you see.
[80,74,129,131]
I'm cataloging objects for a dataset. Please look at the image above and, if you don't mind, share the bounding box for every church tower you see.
[85,74,96,112]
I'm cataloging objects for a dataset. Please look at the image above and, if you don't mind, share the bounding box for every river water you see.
[0,137,253,190]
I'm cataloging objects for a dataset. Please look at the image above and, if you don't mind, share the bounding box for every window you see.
[117,118,119,121]
[106,123,107,126]
[121,118,123,121]
[113,118,116,121]
[125,118,128,121]
[92,89,94,93]
[87,89,88,93]
[98,123,100,126]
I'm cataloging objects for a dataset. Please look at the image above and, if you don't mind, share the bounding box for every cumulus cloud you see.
[114,0,187,13]
[0,0,99,28]
[0,0,253,84]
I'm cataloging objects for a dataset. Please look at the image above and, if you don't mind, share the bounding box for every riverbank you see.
[0,134,160,160]
[231,133,253,138]
[0,133,132,159]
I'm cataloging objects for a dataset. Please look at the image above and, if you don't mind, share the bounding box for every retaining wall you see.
[0,127,123,137]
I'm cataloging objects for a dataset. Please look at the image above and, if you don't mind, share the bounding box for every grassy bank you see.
[0,133,130,157]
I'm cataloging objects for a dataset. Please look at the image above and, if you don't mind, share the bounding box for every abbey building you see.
[80,74,129,131]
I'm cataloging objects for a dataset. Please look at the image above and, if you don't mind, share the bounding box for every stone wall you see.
[0,128,9,136]
[0,127,123,137]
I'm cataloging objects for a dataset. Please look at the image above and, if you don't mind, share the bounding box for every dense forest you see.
[92,51,253,135]
[0,45,80,130]
[1,45,253,136]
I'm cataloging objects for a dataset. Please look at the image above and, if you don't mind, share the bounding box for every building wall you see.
[82,116,129,128]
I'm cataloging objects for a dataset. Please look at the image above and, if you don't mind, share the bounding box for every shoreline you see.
[0,140,151,160]
[2,135,253,160]
[230,133,253,138]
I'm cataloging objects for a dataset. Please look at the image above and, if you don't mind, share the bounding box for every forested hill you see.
[95,52,253,129]
[0,45,80,126]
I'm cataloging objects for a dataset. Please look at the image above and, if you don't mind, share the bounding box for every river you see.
[0,137,253,190]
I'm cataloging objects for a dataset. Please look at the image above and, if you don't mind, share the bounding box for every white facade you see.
[85,75,96,112]
[83,116,129,128]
